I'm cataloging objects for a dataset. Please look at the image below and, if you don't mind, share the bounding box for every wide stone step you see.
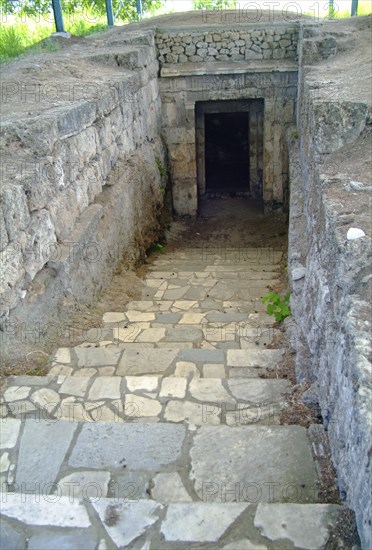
[1,420,319,506]
[139,276,279,302]
[47,347,285,377]
[120,298,275,315]
[2,375,290,426]
[149,247,283,262]
[0,494,346,549]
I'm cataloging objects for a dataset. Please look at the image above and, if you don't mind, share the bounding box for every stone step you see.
[0,494,346,550]
[123,298,275,315]
[48,318,278,351]
[149,247,283,262]
[47,347,285,377]
[2,375,290,426]
[140,279,279,302]
[1,420,320,506]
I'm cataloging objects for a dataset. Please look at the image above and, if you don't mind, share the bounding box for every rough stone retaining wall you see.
[0,30,166,355]
[288,24,371,550]
[156,25,298,64]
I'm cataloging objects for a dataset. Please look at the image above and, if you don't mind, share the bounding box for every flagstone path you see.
[0,201,350,549]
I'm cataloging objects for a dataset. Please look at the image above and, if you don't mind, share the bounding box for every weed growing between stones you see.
[262,291,291,322]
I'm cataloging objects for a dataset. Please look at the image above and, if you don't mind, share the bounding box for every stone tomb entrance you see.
[196,99,264,197]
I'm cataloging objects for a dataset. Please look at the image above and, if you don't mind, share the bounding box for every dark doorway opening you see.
[205,112,249,192]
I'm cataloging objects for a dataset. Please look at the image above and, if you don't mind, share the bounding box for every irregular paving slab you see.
[227,348,285,367]
[0,418,21,449]
[15,419,78,488]
[69,423,186,470]
[53,348,72,364]
[75,348,122,367]
[59,376,90,397]
[93,499,162,547]
[254,503,345,550]
[227,379,290,402]
[221,539,268,549]
[57,470,110,498]
[124,394,162,417]
[88,377,121,400]
[161,502,248,542]
[27,532,98,550]
[117,349,178,375]
[3,386,31,402]
[0,521,25,550]
[190,425,319,503]
[160,377,187,398]
[189,378,231,402]
[1,493,90,527]
[164,400,220,425]
[152,472,192,503]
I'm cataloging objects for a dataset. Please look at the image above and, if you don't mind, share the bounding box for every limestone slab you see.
[54,348,71,364]
[0,452,11,473]
[179,312,206,324]
[190,425,319,502]
[75,348,122,367]
[126,376,159,392]
[88,377,121,400]
[16,419,77,488]
[118,349,177,375]
[222,539,268,549]
[28,533,97,550]
[161,502,247,542]
[0,418,21,448]
[189,378,231,402]
[0,522,25,550]
[203,364,226,378]
[30,388,60,412]
[93,499,162,547]
[173,300,198,310]
[227,379,290,402]
[254,503,344,550]
[164,400,220,425]
[1,493,90,527]
[59,377,90,397]
[3,386,31,402]
[137,328,166,342]
[58,470,110,498]
[69,423,186,470]
[165,327,203,342]
[126,311,156,322]
[174,361,200,378]
[160,378,187,398]
[227,349,285,367]
[152,472,192,503]
[114,326,142,342]
[125,394,162,417]
[102,312,126,323]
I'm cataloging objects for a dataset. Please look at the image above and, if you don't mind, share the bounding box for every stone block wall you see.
[159,69,297,215]
[156,25,299,64]
[0,31,166,356]
[288,25,371,549]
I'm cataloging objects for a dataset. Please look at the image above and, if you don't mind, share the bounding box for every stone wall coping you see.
[160,60,298,78]
[155,24,300,33]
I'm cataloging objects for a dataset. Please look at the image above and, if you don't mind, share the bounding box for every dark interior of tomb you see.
[205,112,249,192]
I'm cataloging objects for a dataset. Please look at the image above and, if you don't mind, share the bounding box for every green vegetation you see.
[156,157,168,177]
[155,243,166,252]
[192,0,235,9]
[305,0,371,18]
[0,0,163,61]
[262,291,291,323]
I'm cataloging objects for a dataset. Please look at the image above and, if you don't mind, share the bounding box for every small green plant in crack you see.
[262,291,291,322]
[155,243,166,253]
[155,157,167,177]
